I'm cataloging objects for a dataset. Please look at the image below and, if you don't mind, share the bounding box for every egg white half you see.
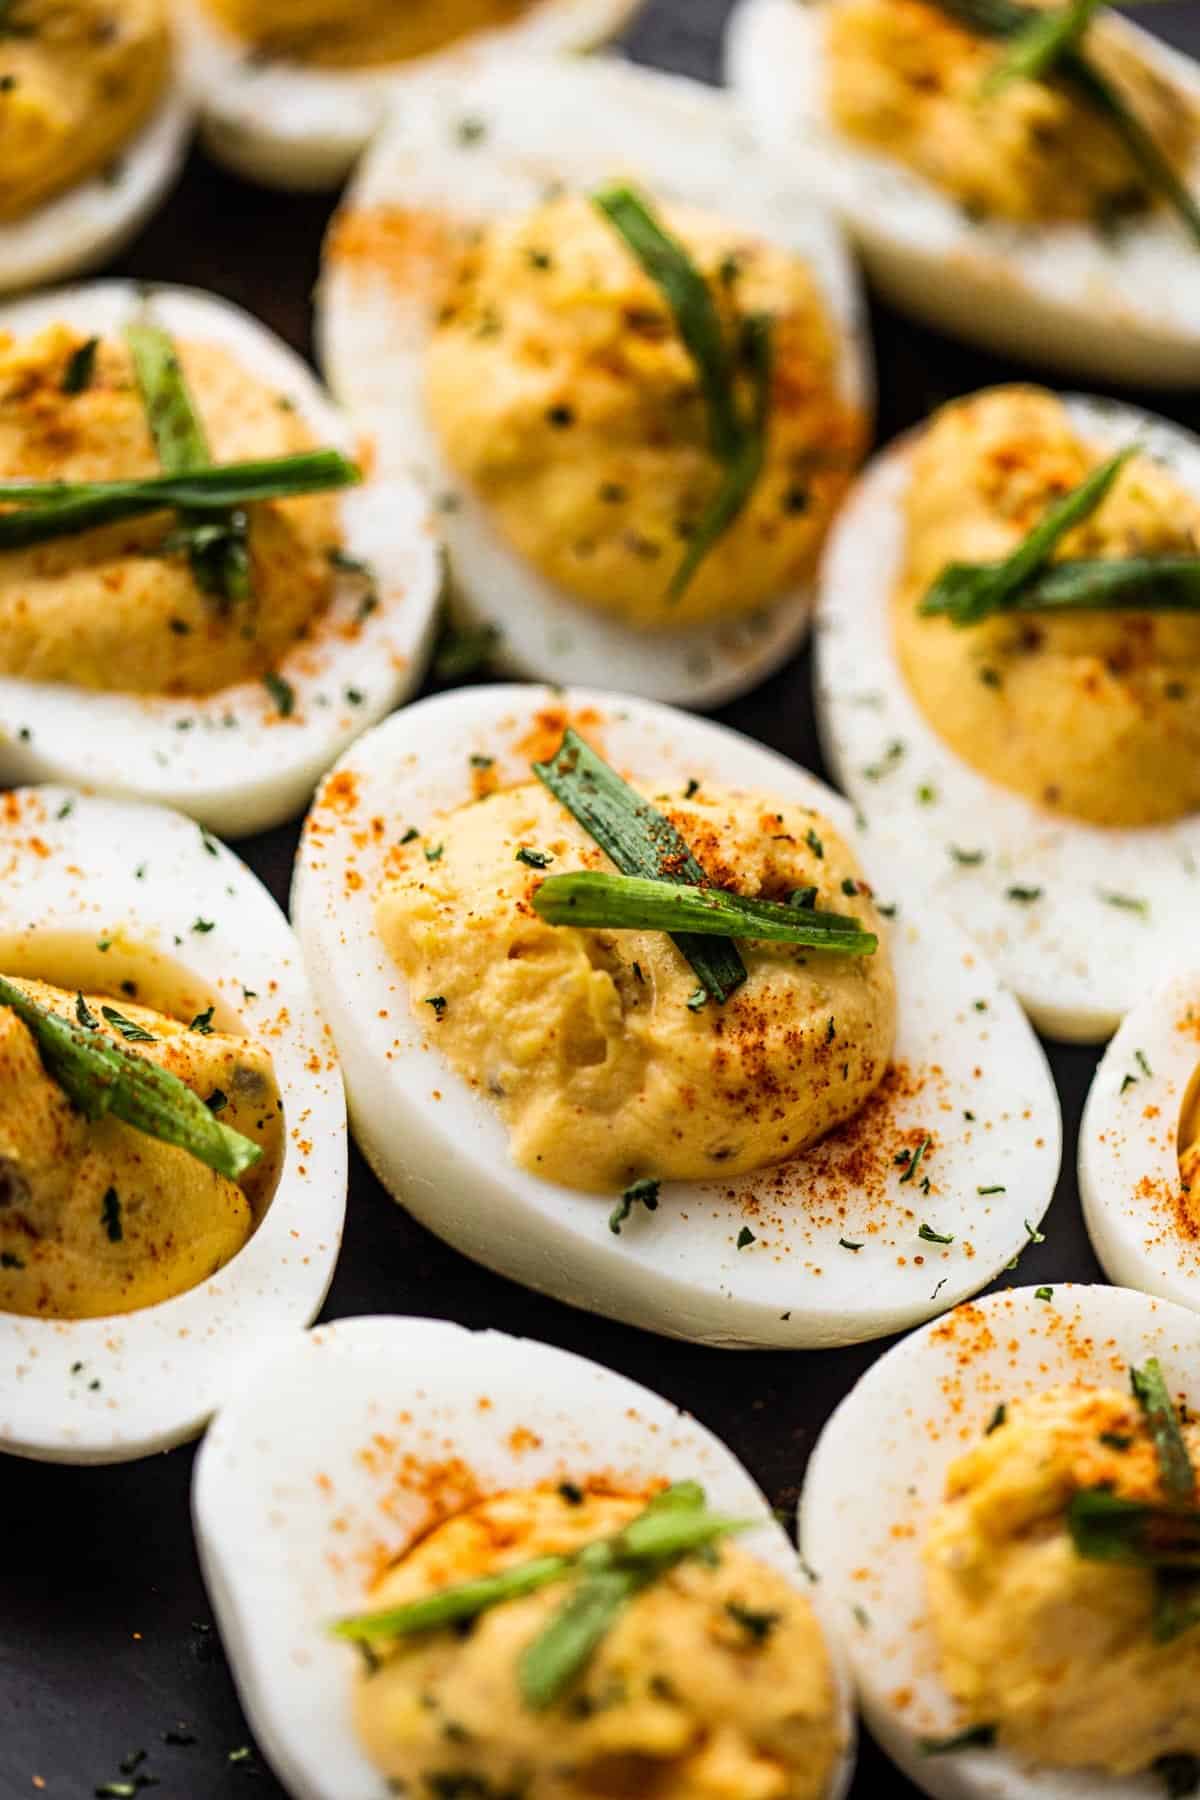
[177,1,644,190]
[814,393,1200,1046]
[1079,967,1200,1310]
[0,785,346,1465]
[0,88,191,297]
[292,683,1060,1349]
[803,1282,1200,1800]
[726,0,1200,387]
[316,55,872,710]
[0,281,441,838]
[192,1312,856,1800]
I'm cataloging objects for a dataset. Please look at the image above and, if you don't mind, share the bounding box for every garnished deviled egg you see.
[177,0,643,190]
[0,0,191,295]
[816,386,1200,1044]
[193,1314,856,1800]
[0,281,440,837]
[1080,968,1200,1313]
[292,684,1060,1349]
[727,0,1200,385]
[317,57,871,708]
[802,1283,1200,1799]
[0,785,345,1464]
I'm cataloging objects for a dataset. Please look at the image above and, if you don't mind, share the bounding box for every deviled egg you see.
[0,281,440,837]
[1080,967,1200,1313]
[292,683,1060,1349]
[317,56,871,707]
[177,0,643,190]
[802,1282,1200,1799]
[727,0,1200,385]
[816,385,1200,1044]
[0,785,345,1464]
[193,1313,856,1800]
[0,0,191,295]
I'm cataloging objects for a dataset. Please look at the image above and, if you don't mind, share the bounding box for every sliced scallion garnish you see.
[1066,1488,1200,1568]
[531,869,877,955]
[1132,1359,1196,1502]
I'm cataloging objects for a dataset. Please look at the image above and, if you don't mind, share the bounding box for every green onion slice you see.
[531,870,877,955]
[1132,1359,1196,1502]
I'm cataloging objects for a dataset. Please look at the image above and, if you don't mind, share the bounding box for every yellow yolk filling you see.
[201,0,537,68]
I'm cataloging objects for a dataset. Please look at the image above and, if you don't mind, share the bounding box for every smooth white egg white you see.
[0,89,191,297]
[1080,967,1200,1310]
[815,393,1200,1045]
[726,0,1200,387]
[0,786,346,1465]
[291,683,1060,1349]
[177,1,644,190]
[316,55,872,710]
[801,1282,1200,1800]
[0,281,441,838]
[192,1313,856,1800]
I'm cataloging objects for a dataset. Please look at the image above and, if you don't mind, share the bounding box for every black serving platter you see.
[3,4,1199,1795]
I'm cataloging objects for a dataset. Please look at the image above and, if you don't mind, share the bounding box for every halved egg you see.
[727,0,1200,386]
[177,0,643,190]
[0,0,191,296]
[0,785,345,1464]
[0,281,440,837]
[193,1312,857,1800]
[815,386,1200,1045]
[316,55,872,709]
[802,1282,1200,1799]
[292,683,1060,1349]
[1080,967,1200,1312]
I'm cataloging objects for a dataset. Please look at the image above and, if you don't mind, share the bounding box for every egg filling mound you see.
[827,0,1197,229]
[894,386,1200,828]
[354,1486,841,1800]
[0,977,283,1319]
[376,777,895,1193]
[0,324,343,696]
[0,0,170,221]
[199,0,536,67]
[924,1382,1200,1774]
[425,193,863,630]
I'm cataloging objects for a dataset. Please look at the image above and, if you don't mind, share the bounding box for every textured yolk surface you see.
[201,0,537,67]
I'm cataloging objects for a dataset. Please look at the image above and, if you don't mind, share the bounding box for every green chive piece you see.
[919,1723,997,1755]
[1131,1359,1196,1502]
[997,556,1200,615]
[61,336,99,395]
[533,728,747,1003]
[519,1567,642,1711]
[531,870,878,954]
[100,1006,156,1044]
[982,0,1100,94]
[1066,1488,1200,1569]
[330,1554,571,1643]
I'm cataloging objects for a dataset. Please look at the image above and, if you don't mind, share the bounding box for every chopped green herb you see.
[985,1403,1007,1434]
[515,847,554,869]
[899,1135,932,1186]
[101,1007,156,1043]
[1006,885,1042,903]
[736,1226,756,1249]
[1035,1285,1054,1302]
[609,1177,660,1236]
[425,996,447,1018]
[725,1602,780,1643]
[919,1222,954,1245]
[263,671,295,717]
[838,1237,863,1251]
[101,1186,123,1243]
[61,336,99,395]
[977,1184,1006,1196]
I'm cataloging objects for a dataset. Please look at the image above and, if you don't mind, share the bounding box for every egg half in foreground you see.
[193,1313,856,1800]
[177,0,643,189]
[0,786,345,1464]
[727,0,1200,386]
[0,281,440,837]
[802,1283,1200,1800]
[292,683,1060,1349]
[0,0,191,294]
[1080,967,1200,1313]
[815,386,1200,1044]
[317,56,871,708]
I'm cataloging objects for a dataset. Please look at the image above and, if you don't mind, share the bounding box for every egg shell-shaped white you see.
[1080,967,1200,1308]
[192,1312,856,1800]
[0,786,346,1464]
[814,394,1200,1045]
[0,282,441,838]
[801,1282,1200,1800]
[316,55,872,710]
[177,2,644,190]
[0,89,191,296]
[292,683,1061,1349]
[727,0,1200,386]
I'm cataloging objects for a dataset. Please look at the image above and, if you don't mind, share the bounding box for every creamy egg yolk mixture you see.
[924,1384,1200,1773]
[827,0,1197,228]
[375,776,895,1193]
[0,324,341,697]
[425,193,863,630]
[0,0,170,220]
[1182,1072,1200,1209]
[201,0,536,67]
[355,1487,841,1800]
[0,977,283,1319]
[894,386,1200,828]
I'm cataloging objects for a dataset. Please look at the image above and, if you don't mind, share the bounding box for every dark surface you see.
[4,3,1200,1797]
